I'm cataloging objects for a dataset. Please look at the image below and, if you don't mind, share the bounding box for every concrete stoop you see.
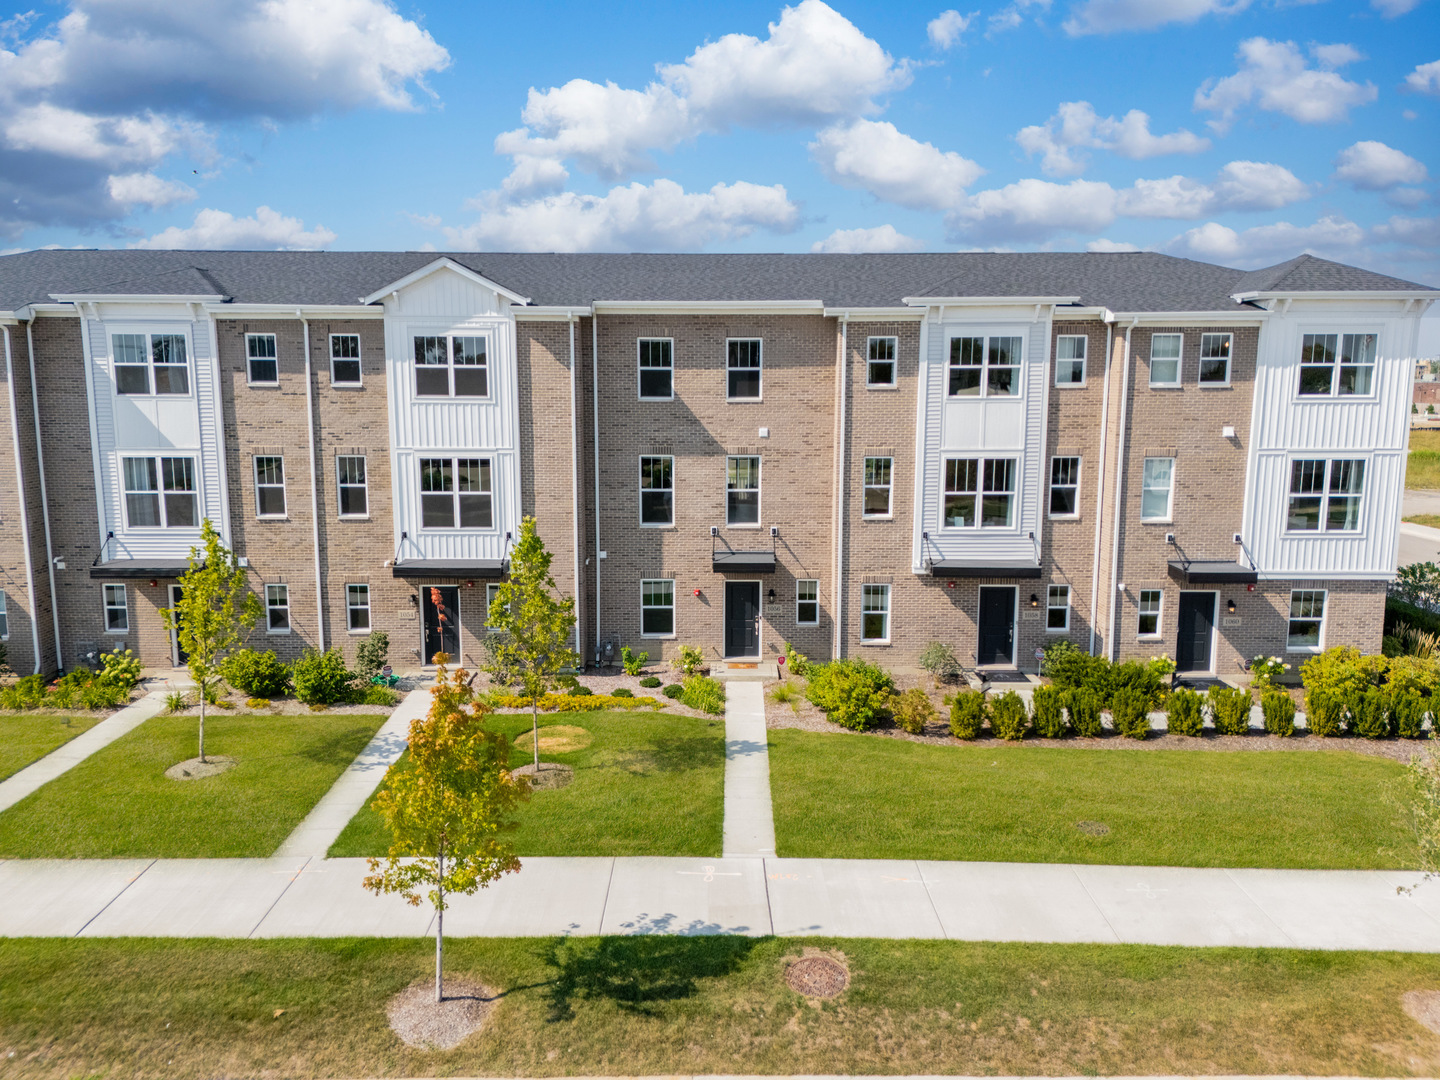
[712,661,780,682]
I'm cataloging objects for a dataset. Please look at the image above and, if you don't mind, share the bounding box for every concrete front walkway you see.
[722,682,775,858]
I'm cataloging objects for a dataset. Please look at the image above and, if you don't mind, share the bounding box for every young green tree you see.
[486,516,579,771]
[363,663,528,1002]
[160,519,262,763]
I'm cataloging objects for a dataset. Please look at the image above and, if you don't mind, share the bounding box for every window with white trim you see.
[123,456,197,528]
[1055,335,1086,386]
[638,339,673,399]
[331,334,361,386]
[346,584,370,632]
[246,333,277,385]
[867,337,897,387]
[413,334,488,397]
[943,457,1015,528]
[1047,585,1070,631]
[420,458,493,529]
[1288,589,1326,651]
[639,456,674,526]
[1149,333,1182,386]
[1287,459,1364,532]
[1140,457,1174,522]
[337,455,367,517]
[948,335,1022,397]
[104,584,128,632]
[1198,333,1231,384]
[727,339,762,399]
[861,584,890,642]
[797,580,819,625]
[1137,589,1162,636]
[641,579,675,636]
[485,582,503,630]
[727,455,760,525]
[266,584,290,633]
[1299,333,1376,397]
[254,456,286,518]
[1049,456,1080,517]
[863,457,892,517]
[0,590,7,639]
[112,332,189,396]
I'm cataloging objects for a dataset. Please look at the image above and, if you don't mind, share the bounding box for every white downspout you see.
[25,321,60,669]
[592,314,601,666]
[3,325,41,673]
[301,316,325,651]
[1104,319,1138,661]
[1088,321,1114,656]
[568,316,583,662]
[834,314,850,660]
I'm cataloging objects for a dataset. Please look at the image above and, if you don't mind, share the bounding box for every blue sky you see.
[1,0,1437,294]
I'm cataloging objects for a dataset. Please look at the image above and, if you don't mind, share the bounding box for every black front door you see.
[422,585,460,665]
[977,586,1016,666]
[169,585,188,666]
[1176,592,1217,673]
[724,581,760,658]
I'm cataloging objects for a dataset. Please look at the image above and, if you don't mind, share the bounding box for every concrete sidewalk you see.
[722,682,775,858]
[5,855,1440,948]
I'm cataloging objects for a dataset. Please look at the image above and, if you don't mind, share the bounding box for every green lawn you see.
[4,937,1440,1078]
[1406,514,1440,529]
[1409,430,1440,489]
[0,714,103,781]
[331,710,724,858]
[0,712,386,858]
[769,728,1416,869]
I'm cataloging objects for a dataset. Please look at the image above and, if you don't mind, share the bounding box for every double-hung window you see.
[641,579,675,636]
[104,584,128,632]
[1198,333,1231,384]
[638,339,673,399]
[861,584,890,643]
[113,332,189,395]
[1055,335,1086,386]
[1049,456,1080,517]
[485,583,503,630]
[863,457,892,517]
[1287,459,1364,532]
[254,456,286,518]
[639,455,674,526]
[246,334,277,385]
[1149,333,1182,386]
[266,584,290,632]
[0,591,7,639]
[727,455,760,525]
[727,339,762,400]
[867,337,897,387]
[948,335,1022,397]
[347,584,371,632]
[413,334,488,397]
[1047,585,1070,631]
[123,456,196,528]
[1299,332,1376,397]
[337,455,368,517]
[1140,458,1174,522]
[1288,589,1326,651]
[1137,590,1162,636]
[796,580,819,625]
[420,458,493,529]
[943,457,1015,528]
[331,334,362,386]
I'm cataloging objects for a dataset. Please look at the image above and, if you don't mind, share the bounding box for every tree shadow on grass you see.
[541,934,758,1020]
[295,727,379,768]
[590,736,724,777]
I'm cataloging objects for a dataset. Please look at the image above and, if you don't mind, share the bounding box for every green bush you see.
[289,648,357,706]
[1208,685,1252,736]
[1046,646,1110,698]
[805,659,895,732]
[638,675,662,688]
[1109,661,1166,711]
[1305,688,1345,737]
[354,631,389,679]
[555,673,579,690]
[164,690,191,714]
[1387,597,1440,637]
[1067,688,1102,737]
[0,673,48,710]
[1031,684,1067,738]
[98,648,142,691]
[220,648,291,698]
[672,645,706,677]
[1166,688,1204,735]
[1301,646,1386,701]
[1261,690,1296,737]
[783,641,813,679]
[918,641,963,683]
[1349,687,1393,739]
[358,685,401,707]
[988,691,1028,740]
[612,687,635,698]
[679,674,726,716]
[893,687,938,734]
[570,685,594,696]
[662,683,684,700]
[1040,638,1082,678]
[1393,690,1428,739]
[620,646,649,676]
[47,670,129,710]
[949,690,986,740]
[1111,688,1151,740]
[1386,654,1440,696]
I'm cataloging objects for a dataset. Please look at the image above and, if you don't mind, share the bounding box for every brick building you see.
[0,250,1432,679]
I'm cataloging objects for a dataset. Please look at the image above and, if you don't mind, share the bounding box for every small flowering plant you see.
[1147,655,1177,677]
[1249,654,1290,691]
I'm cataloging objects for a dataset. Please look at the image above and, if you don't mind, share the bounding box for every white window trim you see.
[1139,457,1175,524]
[0,590,7,640]
[726,454,762,528]
[245,333,279,387]
[1293,328,1382,402]
[1197,332,1234,388]
[266,584,291,635]
[725,337,763,403]
[254,455,287,520]
[336,455,369,520]
[945,332,1026,400]
[1286,588,1328,654]
[796,579,820,626]
[1137,589,1164,639]
[103,583,129,634]
[865,336,899,390]
[638,454,675,529]
[1148,332,1184,388]
[329,333,363,388]
[417,456,497,533]
[1282,456,1367,538]
[862,456,893,520]
[940,455,1020,532]
[636,337,675,401]
[411,331,493,400]
[860,583,891,644]
[640,578,677,639]
[346,583,371,634]
[485,582,503,632]
[120,453,201,531]
[1054,334,1087,388]
[109,327,195,400]
[1046,585,1071,633]
[1048,455,1081,520]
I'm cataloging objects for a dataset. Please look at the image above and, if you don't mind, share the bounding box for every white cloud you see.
[927,9,975,48]
[1334,141,1429,190]
[811,224,924,252]
[1372,0,1424,15]
[1167,214,1367,265]
[810,118,983,209]
[988,0,1050,34]
[1406,59,1440,96]
[1195,38,1378,130]
[1064,0,1250,35]
[1016,101,1209,176]
[106,171,196,208]
[1118,161,1310,217]
[946,178,1117,243]
[1373,214,1440,247]
[1086,238,1141,252]
[445,179,799,252]
[131,206,336,249]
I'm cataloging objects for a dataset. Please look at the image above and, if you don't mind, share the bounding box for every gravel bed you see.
[480,668,719,720]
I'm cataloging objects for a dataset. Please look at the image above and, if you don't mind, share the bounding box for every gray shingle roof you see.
[0,249,1433,315]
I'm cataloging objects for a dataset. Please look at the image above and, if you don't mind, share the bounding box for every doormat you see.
[728,663,758,669]
[983,671,1030,683]
[1174,677,1225,691]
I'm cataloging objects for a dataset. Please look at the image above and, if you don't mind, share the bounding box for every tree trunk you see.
[435,850,445,1004]
[531,700,539,771]
[198,688,207,764]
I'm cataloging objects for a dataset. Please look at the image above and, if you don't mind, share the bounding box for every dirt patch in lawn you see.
[1403,990,1440,1034]
[785,950,849,999]
[387,976,497,1050]
[163,755,236,780]
[514,725,592,754]
[512,762,575,790]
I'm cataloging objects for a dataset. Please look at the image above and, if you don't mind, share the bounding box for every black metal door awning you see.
[1167,559,1258,584]
[392,559,506,579]
[930,558,1042,579]
[90,558,195,580]
[712,550,777,573]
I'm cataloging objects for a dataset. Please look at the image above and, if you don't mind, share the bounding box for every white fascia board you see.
[591,300,824,315]
[205,303,385,318]
[514,305,591,321]
[902,295,1082,307]
[821,306,926,320]
[360,257,532,306]
[1232,290,1440,303]
[50,292,227,303]
[1105,310,1268,324]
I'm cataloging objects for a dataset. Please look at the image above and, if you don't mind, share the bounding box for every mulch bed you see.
[387,976,498,1051]
[481,668,717,720]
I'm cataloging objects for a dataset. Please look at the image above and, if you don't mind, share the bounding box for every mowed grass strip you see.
[0,712,386,858]
[4,937,1440,1078]
[1409,429,1440,489]
[0,714,103,781]
[329,709,725,858]
[769,728,1416,868]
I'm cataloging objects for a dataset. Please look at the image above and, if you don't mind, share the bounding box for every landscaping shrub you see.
[783,641,813,678]
[1167,688,1204,736]
[1349,688,1393,740]
[672,645,705,677]
[769,680,802,711]
[220,648,291,698]
[918,641,963,684]
[1305,688,1345,737]
[1040,638,1082,678]
[289,648,357,706]
[164,690,191,714]
[1386,654,1440,696]
[555,674,579,690]
[893,687,938,734]
[1109,660,1166,711]
[358,685,401,707]
[1301,646,1386,702]
[354,631,389,679]
[638,675,661,688]
[680,674,726,716]
[1208,685,1252,736]
[1045,646,1110,698]
[490,692,666,712]
[0,674,48,710]
[949,690,986,740]
[1261,690,1296,737]
[98,648,142,691]
[246,697,271,709]
[1388,596,1440,637]
[1111,688,1151,740]
[612,687,635,698]
[1393,690,1429,739]
[662,683,684,700]
[1030,684,1067,738]
[806,659,894,732]
[570,685,593,696]
[988,691,1028,740]
[1067,688,1103,737]
[620,646,649,676]
[47,670,128,710]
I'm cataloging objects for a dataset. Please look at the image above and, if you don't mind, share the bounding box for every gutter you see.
[1104,318,1139,661]
[568,317,583,663]
[1087,321,1114,656]
[834,313,849,660]
[25,320,60,668]
[592,314,601,666]
[3,325,41,673]
[300,316,325,651]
